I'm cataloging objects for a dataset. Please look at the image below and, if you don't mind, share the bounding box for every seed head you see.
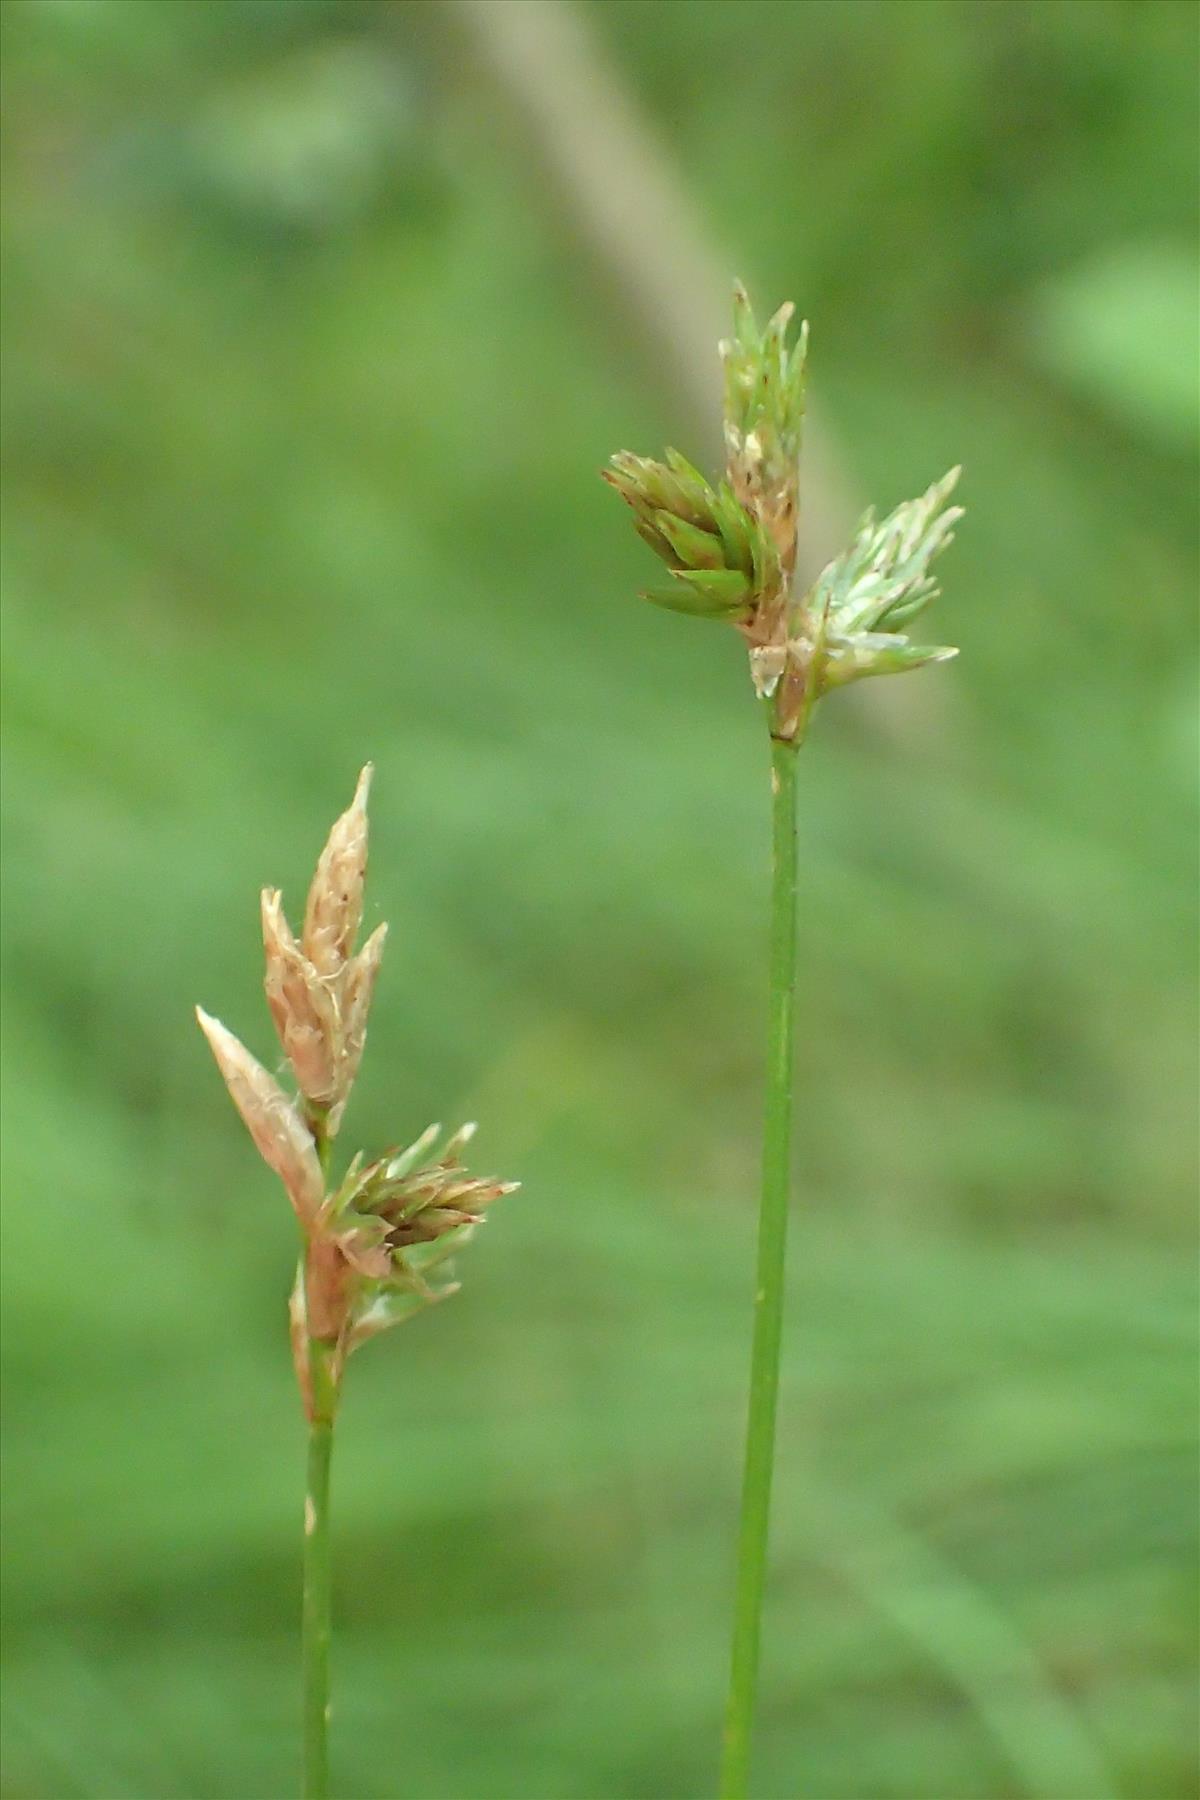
[195,766,518,1411]
[604,283,961,743]
[195,767,518,1417]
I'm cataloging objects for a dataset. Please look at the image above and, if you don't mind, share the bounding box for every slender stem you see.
[303,1115,337,1800]
[302,1335,337,1800]
[720,732,800,1799]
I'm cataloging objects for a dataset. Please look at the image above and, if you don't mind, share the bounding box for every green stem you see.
[720,732,800,1799]
[302,1335,337,1800]
[303,1115,337,1800]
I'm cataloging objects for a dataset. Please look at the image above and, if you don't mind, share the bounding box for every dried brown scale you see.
[304,1236,352,1344]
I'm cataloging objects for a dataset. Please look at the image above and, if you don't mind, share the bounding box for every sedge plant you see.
[604,284,962,1797]
[196,767,516,1800]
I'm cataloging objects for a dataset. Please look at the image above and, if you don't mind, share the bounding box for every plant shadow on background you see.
[1,3,1196,1798]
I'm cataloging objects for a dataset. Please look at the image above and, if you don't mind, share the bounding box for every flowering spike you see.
[604,283,960,744]
[196,767,517,1411]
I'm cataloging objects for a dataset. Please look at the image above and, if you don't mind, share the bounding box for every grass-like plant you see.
[604,284,962,1797]
[196,767,516,1799]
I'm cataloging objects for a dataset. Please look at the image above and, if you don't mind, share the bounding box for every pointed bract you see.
[821,634,959,690]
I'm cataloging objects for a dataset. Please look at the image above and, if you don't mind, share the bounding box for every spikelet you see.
[327,1121,518,1259]
[195,1007,324,1226]
[720,282,807,581]
[261,889,339,1105]
[261,765,383,1134]
[302,763,371,977]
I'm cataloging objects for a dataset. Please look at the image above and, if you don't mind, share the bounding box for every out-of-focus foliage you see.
[1,2,1195,1797]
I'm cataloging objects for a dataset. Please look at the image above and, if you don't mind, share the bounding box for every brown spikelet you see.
[302,764,372,977]
[261,769,385,1130]
[262,888,340,1106]
[195,1007,325,1225]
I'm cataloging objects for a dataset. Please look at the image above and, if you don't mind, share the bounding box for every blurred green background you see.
[2,3,1197,1797]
